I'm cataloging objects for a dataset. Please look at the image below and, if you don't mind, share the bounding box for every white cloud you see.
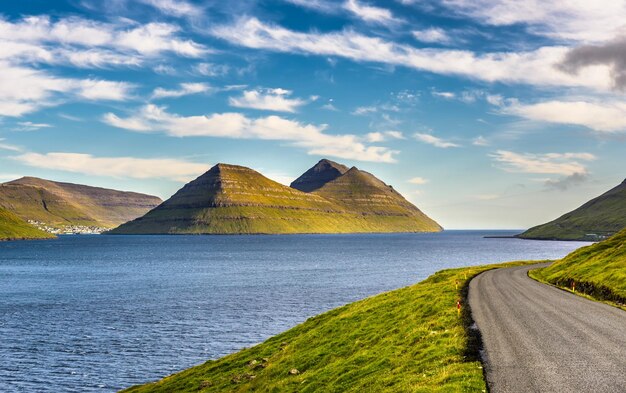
[229,88,311,113]
[472,135,489,146]
[344,0,401,25]
[13,152,208,182]
[408,177,428,185]
[414,133,460,148]
[425,0,626,43]
[503,99,626,132]
[365,130,404,142]
[432,90,455,99]
[77,80,134,101]
[17,121,51,128]
[211,17,615,92]
[103,105,398,163]
[138,0,201,17]
[412,28,451,44]
[490,150,596,176]
[352,106,378,115]
[0,16,208,69]
[0,62,132,117]
[0,138,22,152]
[192,63,230,77]
[152,83,211,100]
[283,0,337,13]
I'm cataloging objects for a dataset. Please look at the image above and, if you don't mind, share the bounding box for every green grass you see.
[518,179,626,241]
[531,228,626,304]
[0,207,55,240]
[122,261,536,393]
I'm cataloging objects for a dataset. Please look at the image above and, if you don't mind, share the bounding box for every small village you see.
[27,220,108,235]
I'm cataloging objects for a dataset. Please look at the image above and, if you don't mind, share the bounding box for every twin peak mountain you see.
[111,159,442,234]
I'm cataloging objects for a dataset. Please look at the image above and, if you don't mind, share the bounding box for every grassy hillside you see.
[0,207,55,240]
[532,228,626,303]
[123,261,534,393]
[519,179,626,241]
[314,167,441,231]
[0,177,161,228]
[111,163,441,235]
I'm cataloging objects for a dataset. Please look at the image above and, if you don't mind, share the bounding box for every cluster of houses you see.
[27,220,108,235]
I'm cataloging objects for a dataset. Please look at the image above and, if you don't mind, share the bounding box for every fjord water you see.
[0,232,587,392]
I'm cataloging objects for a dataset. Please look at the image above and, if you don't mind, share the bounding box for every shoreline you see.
[121,260,539,393]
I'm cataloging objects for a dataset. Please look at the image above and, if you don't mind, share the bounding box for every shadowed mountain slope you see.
[518,179,626,241]
[110,161,441,234]
[290,159,349,192]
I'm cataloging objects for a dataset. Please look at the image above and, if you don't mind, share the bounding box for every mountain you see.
[0,177,162,229]
[290,158,349,192]
[109,160,442,234]
[0,207,54,241]
[518,179,626,241]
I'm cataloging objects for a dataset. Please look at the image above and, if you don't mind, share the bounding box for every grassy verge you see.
[530,228,626,309]
[123,261,537,393]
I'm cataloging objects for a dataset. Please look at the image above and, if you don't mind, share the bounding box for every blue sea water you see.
[0,231,588,392]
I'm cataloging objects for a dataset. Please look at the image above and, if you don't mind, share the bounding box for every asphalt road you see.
[469,263,626,392]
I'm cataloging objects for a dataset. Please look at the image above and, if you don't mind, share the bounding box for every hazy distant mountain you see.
[518,179,626,241]
[110,160,442,234]
[0,207,54,241]
[0,177,162,229]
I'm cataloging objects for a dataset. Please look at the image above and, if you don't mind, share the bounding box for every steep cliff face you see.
[0,177,162,228]
[518,178,626,241]
[110,160,442,234]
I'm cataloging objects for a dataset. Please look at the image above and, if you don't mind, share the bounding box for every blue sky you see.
[1,0,626,229]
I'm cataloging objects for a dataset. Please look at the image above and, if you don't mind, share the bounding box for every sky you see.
[1,0,626,229]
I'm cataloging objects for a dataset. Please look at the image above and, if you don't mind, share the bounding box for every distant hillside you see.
[0,177,162,229]
[532,228,626,304]
[109,160,441,234]
[518,179,626,241]
[0,207,54,241]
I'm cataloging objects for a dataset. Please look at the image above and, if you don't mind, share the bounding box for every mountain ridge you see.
[110,159,441,234]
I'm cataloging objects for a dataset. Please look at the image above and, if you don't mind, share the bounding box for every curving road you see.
[469,263,626,393]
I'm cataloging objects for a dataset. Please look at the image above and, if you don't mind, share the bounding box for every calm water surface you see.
[0,231,588,392]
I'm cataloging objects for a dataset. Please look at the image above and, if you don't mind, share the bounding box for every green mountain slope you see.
[110,161,441,234]
[533,228,626,303]
[0,207,55,240]
[0,177,162,228]
[122,261,534,393]
[313,166,441,231]
[518,179,626,241]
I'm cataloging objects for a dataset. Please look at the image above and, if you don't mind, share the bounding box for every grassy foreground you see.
[532,228,626,304]
[124,261,535,393]
[0,207,54,241]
